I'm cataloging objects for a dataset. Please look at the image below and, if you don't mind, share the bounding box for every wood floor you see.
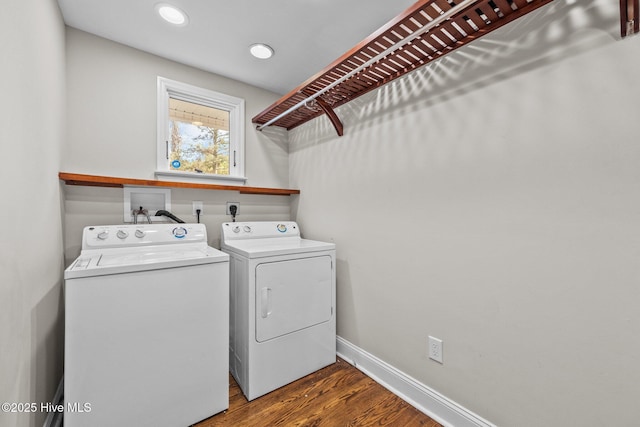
[194,358,442,427]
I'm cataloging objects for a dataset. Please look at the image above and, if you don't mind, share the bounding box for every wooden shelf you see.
[252,0,553,135]
[59,172,300,196]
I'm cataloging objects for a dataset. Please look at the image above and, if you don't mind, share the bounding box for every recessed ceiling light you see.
[156,3,188,26]
[249,43,274,59]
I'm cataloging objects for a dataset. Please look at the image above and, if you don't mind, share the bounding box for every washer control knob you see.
[173,227,187,238]
[135,229,145,238]
[232,226,241,233]
[277,224,287,233]
[116,230,129,239]
[97,231,109,240]
[243,225,252,233]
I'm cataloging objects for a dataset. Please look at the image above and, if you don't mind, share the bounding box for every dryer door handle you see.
[261,287,272,318]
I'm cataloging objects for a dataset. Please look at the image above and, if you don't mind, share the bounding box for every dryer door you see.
[255,255,332,343]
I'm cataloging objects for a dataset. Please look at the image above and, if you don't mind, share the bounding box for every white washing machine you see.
[220,221,336,401]
[64,223,229,427]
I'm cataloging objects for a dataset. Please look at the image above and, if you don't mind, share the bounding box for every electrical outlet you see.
[428,336,443,364]
[192,201,203,216]
[226,202,239,216]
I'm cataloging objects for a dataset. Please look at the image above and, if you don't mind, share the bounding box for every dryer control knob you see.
[116,230,129,239]
[97,231,109,240]
[243,225,252,233]
[173,227,187,238]
[232,226,241,233]
[135,229,146,238]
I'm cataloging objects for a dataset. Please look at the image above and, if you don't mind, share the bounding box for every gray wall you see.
[288,1,640,426]
[0,0,66,426]
[63,28,291,262]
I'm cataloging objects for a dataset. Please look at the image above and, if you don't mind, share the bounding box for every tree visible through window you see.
[156,77,245,182]
[169,98,230,175]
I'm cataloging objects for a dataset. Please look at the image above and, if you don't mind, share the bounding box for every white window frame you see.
[155,76,246,184]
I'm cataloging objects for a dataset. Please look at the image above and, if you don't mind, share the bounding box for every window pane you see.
[168,98,231,175]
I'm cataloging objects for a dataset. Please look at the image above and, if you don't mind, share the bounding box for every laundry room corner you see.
[7,1,640,426]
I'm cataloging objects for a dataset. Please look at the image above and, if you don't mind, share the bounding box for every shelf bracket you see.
[315,97,344,137]
[620,0,639,37]
[303,90,344,136]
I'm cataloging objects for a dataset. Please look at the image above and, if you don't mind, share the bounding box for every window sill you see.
[154,170,247,185]
[59,172,300,196]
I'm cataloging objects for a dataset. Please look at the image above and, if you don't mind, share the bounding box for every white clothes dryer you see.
[64,223,229,427]
[221,221,336,401]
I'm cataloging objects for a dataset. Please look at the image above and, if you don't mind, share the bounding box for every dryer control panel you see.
[221,221,300,241]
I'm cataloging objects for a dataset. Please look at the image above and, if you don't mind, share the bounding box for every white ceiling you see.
[56,0,417,95]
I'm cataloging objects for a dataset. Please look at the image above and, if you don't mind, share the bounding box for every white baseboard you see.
[336,336,495,427]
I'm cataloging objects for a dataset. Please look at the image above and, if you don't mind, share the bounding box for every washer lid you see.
[221,237,334,258]
[64,245,228,279]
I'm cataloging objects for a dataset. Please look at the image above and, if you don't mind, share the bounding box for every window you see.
[156,77,245,183]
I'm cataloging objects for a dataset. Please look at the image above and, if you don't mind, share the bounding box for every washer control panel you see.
[82,224,207,250]
[221,221,300,241]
